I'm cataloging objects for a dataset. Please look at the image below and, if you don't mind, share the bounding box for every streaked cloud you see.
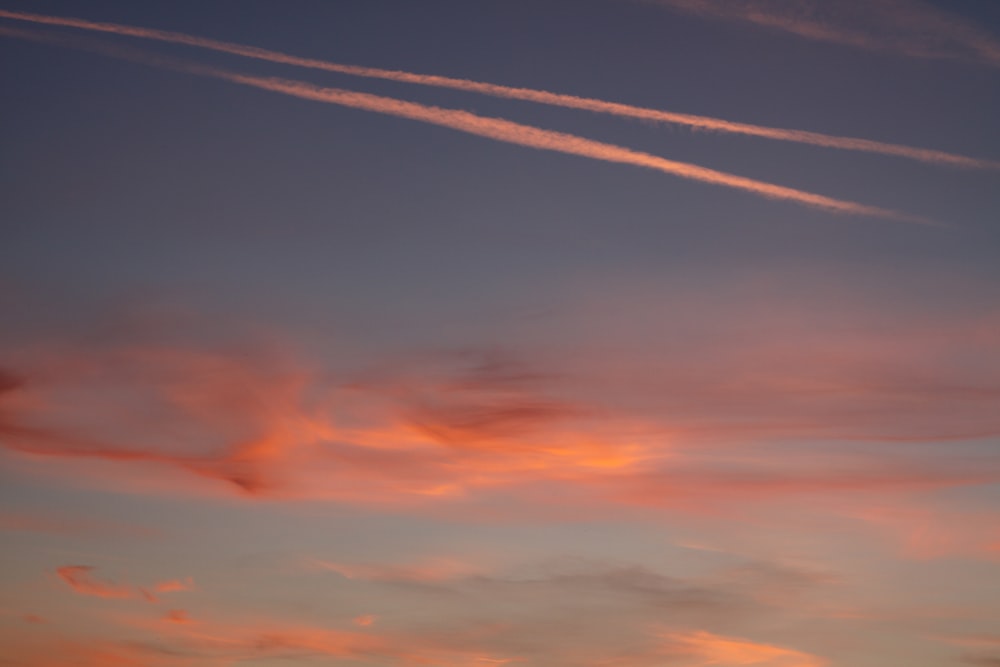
[2,282,998,518]
[658,629,827,666]
[55,565,135,600]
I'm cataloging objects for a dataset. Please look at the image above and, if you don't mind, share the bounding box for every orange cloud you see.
[151,578,195,594]
[162,609,192,624]
[3,289,998,519]
[2,639,179,667]
[0,337,668,508]
[56,566,134,600]
[136,612,521,667]
[660,630,827,666]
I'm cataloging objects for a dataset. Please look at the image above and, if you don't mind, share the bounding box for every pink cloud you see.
[2,287,997,524]
[55,566,194,603]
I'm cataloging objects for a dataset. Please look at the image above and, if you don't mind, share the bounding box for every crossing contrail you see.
[0,7,995,171]
[0,24,930,223]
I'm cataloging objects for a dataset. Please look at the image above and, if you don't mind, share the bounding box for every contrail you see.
[0,7,994,171]
[0,24,929,223]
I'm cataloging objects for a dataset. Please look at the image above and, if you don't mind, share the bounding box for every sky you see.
[1,0,999,665]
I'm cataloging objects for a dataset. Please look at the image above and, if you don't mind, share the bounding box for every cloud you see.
[55,566,194,603]
[0,634,207,667]
[151,578,195,594]
[0,334,670,507]
[0,24,929,223]
[845,504,1000,560]
[0,8,993,170]
[162,609,192,625]
[657,630,827,666]
[56,566,135,600]
[3,285,999,521]
[131,614,520,666]
[311,557,482,584]
[648,0,1000,68]
[126,559,808,666]
[298,557,838,665]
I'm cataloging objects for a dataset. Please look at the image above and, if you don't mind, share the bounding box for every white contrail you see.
[0,24,930,223]
[0,7,994,171]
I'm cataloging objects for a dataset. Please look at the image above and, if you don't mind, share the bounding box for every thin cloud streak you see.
[659,629,827,667]
[0,9,993,170]
[56,566,133,600]
[55,565,194,603]
[0,26,929,222]
[649,0,1000,68]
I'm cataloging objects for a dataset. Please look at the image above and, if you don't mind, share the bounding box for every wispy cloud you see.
[132,613,519,666]
[162,609,192,625]
[55,565,194,603]
[151,578,196,594]
[846,504,1000,561]
[658,630,827,666]
[0,25,925,223]
[0,8,992,172]
[311,557,482,584]
[649,0,1000,68]
[55,565,135,600]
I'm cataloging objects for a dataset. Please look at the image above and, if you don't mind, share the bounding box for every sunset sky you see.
[1,1,999,665]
